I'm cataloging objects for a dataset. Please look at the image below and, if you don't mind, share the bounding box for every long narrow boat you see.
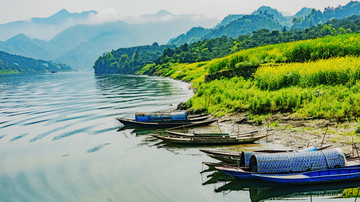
[200,144,332,164]
[252,167,360,184]
[165,129,258,138]
[215,160,360,180]
[151,134,269,145]
[165,130,230,138]
[116,117,217,129]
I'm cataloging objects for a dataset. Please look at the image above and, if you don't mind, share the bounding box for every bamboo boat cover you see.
[249,148,346,173]
[240,146,318,167]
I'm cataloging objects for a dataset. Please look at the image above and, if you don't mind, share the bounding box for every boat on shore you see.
[252,167,360,184]
[200,144,332,164]
[165,130,230,138]
[151,133,269,145]
[215,157,360,180]
[214,148,357,179]
[117,117,217,129]
[165,129,259,138]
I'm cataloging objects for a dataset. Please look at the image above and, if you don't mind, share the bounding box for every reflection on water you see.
[202,166,360,202]
[1,72,360,201]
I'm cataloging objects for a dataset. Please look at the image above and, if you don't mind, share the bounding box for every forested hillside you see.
[168,1,360,46]
[140,33,360,119]
[147,15,360,70]
[93,43,174,74]
[0,51,72,74]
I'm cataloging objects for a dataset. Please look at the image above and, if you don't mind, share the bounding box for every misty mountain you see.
[292,1,360,29]
[0,34,53,60]
[0,9,97,41]
[167,27,211,47]
[213,14,245,29]
[294,7,312,18]
[168,2,360,46]
[168,14,283,46]
[0,10,219,70]
[203,15,283,39]
[251,6,292,27]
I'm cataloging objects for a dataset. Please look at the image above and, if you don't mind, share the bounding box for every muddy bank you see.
[214,113,360,157]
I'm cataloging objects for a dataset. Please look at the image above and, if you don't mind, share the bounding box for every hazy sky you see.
[0,0,356,24]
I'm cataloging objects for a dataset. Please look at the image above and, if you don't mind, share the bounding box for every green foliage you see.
[148,15,360,74]
[141,32,360,119]
[355,124,360,134]
[189,77,360,119]
[93,43,175,74]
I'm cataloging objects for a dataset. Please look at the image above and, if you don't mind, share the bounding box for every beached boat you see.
[252,167,360,184]
[200,144,331,164]
[165,130,230,138]
[215,149,357,179]
[151,133,269,145]
[116,117,217,129]
[165,129,258,138]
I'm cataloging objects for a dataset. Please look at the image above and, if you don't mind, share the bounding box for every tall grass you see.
[189,77,360,118]
[255,56,360,90]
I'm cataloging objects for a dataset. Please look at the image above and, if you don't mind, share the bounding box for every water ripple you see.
[0,72,194,201]
[87,143,111,153]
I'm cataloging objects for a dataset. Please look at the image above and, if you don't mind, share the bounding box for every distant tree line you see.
[154,15,360,66]
[0,51,72,74]
[94,15,360,74]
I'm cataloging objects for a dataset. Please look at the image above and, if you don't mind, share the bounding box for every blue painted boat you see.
[252,167,360,184]
[215,149,360,179]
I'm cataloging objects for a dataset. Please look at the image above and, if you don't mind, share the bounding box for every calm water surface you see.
[0,72,359,201]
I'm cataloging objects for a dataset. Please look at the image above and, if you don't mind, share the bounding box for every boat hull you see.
[253,167,360,184]
[152,134,269,145]
[215,166,255,179]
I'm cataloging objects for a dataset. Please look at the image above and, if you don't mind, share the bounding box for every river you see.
[0,72,359,201]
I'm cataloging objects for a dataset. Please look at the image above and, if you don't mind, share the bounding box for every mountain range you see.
[0,9,218,70]
[168,2,360,46]
[2,1,360,71]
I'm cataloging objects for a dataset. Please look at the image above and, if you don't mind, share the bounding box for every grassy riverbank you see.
[140,33,360,121]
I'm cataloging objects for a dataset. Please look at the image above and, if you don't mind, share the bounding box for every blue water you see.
[0,72,359,201]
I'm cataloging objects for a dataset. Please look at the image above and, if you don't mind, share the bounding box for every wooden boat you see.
[165,130,230,138]
[252,167,360,184]
[215,158,360,180]
[200,144,332,164]
[165,129,258,138]
[116,117,217,129]
[151,134,269,145]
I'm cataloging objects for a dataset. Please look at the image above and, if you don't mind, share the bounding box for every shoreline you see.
[168,74,359,157]
[213,113,359,157]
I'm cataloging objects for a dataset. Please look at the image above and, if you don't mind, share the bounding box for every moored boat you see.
[116,117,217,129]
[214,148,359,179]
[165,130,230,138]
[200,144,332,164]
[252,167,360,184]
[151,133,269,145]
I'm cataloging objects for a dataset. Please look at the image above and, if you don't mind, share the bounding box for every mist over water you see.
[0,72,359,201]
